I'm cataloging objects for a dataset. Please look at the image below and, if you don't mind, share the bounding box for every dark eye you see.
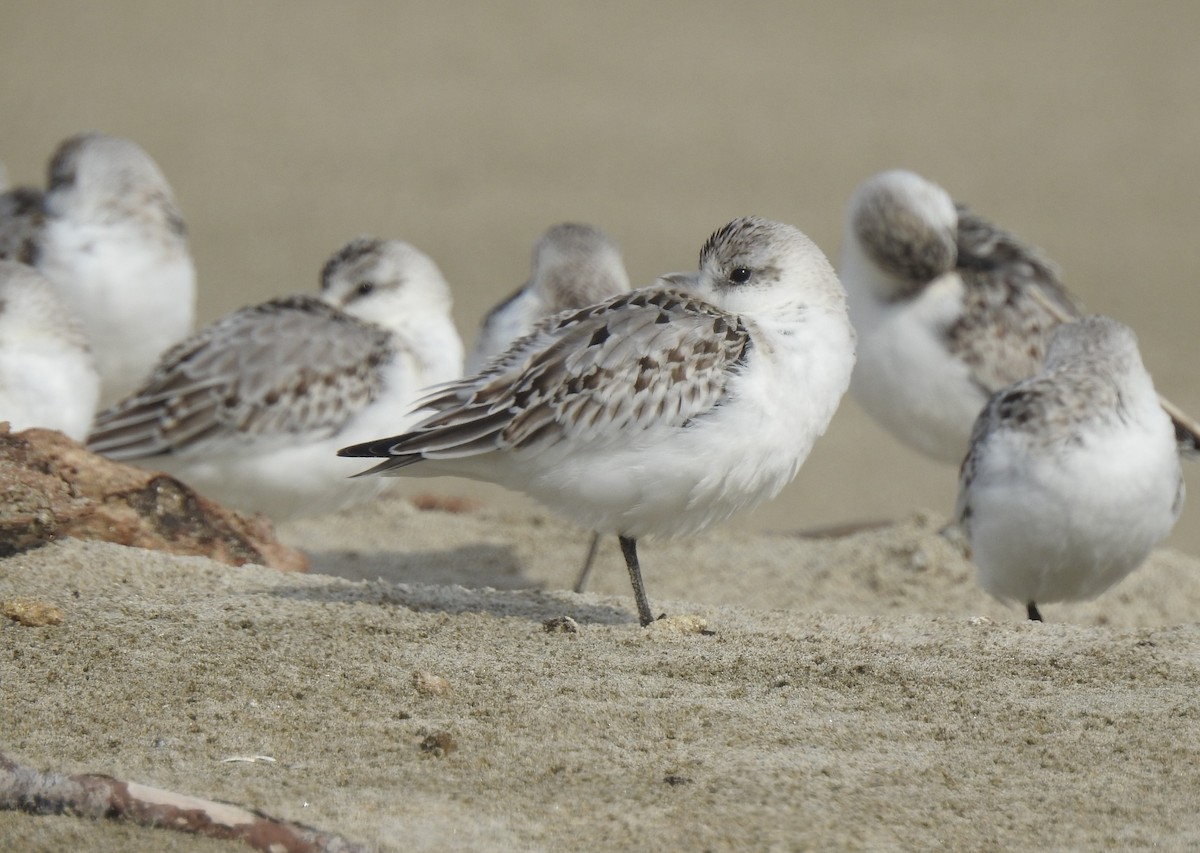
[729,267,752,284]
[355,281,375,298]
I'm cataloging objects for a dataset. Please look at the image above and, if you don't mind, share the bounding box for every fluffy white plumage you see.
[33,132,197,406]
[341,217,856,625]
[0,260,99,441]
[87,237,463,520]
[956,316,1184,620]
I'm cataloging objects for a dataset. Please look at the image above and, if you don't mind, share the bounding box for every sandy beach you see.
[3,499,1200,851]
[3,2,1200,849]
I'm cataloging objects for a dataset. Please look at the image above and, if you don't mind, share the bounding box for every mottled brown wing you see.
[0,188,45,264]
[955,376,1057,532]
[945,206,1083,395]
[87,296,394,459]
[343,288,750,464]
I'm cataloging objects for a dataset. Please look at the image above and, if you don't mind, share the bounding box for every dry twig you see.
[0,751,370,852]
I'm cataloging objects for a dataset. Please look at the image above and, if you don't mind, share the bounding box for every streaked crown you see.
[320,236,454,323]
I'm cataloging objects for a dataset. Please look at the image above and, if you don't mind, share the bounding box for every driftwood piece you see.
[0,751,369,852]
[0,425,308,571]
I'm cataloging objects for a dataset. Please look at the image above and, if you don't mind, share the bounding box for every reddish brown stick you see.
[0,752,370,853]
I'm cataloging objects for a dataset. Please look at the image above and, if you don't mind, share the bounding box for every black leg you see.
[618,535,655,627]
[1026,602,1043,622]
[572,533,602,594]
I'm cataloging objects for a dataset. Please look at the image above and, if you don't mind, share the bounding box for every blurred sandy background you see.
[3,1,1198,554]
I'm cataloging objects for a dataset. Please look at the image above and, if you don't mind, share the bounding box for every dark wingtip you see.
[338,436,425,477]
[1175,420,1200,457]
[337,436,397,458]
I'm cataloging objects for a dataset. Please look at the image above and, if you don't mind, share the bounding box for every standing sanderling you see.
[467,222,633,592]
[0,260,100,441]
[955,316,1184,621]
[840,168,1200,466]
[34,132,197,407]
[339,217,856,626]
[87,237,464,520]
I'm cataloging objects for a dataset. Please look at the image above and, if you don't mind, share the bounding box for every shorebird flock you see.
[1,134,1194,624]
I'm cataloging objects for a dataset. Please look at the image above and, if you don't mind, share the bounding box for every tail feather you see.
[346,454,425,478]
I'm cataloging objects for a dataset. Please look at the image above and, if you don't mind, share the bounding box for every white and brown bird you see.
[87,237,463,520]
[32,132,197,406]
[955,316,1184,621]
[340,217,856,626]
[468,222,633,591]
[840,168,1199,465]
[0,260,99,441]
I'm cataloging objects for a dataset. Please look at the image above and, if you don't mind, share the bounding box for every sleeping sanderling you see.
[467,222,631,373]
[840,168,1199,465]
[0,260,99,441]
[33,132,197,406]
[87,237,463,520]
[340,217,856,626]
[956,316,1184,621]
[467,222,633,592]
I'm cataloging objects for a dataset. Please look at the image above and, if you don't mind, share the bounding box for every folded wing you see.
[340,287,751,472]
[88,296,394,459]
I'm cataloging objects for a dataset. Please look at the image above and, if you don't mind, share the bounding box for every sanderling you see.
[87,237,464,520]
[33,132,196,407]
[340,217,856,626]
[840,168,1085,464]
[841,169,1200,465]
[0,260,99,441]
[467,222,633,591]
[466,222,631,373]
[956,316,1184,621]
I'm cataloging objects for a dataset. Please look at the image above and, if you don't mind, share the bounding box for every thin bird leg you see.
[573,533,602,593]
[618,535,655,627]
[1026,602,1043,622]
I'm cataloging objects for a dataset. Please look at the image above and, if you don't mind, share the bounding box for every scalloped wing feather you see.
[344,288,750,466]
[88,296,394,459]
[946,206,1084,394]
